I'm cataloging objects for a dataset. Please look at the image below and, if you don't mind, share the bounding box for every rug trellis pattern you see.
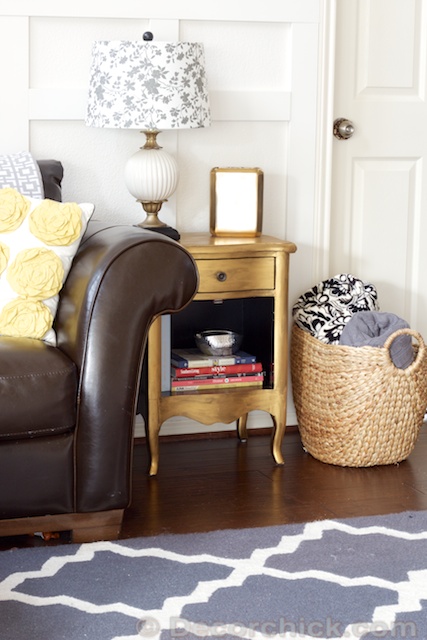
[1,510,427,639]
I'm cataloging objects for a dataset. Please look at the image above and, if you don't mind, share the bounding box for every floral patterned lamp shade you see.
[86,38,211,236]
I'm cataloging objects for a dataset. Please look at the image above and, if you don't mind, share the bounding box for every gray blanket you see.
[340,311,414,369]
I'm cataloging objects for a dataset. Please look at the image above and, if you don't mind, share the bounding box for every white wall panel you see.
[0,17,29,151]
[180,20,290,90]
[29,17,149,87]
[7,1,320,22]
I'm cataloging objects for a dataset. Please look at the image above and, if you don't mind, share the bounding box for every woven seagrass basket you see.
[290,324,427,467]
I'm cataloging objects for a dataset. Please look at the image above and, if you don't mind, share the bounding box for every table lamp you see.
[86,33,211,239]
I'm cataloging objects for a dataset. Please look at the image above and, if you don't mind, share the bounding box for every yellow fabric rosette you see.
[0,297,52,339]
[0,242,10,275]
[7,248,64,299]
[29,199,83,246]
[0,187,30,232]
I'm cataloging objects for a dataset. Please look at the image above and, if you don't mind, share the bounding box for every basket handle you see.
[383,328,425,373]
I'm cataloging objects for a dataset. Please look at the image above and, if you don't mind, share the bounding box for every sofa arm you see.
[55,221,198,511]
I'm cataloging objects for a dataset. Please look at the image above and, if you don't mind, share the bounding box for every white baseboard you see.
[134,408,298,439]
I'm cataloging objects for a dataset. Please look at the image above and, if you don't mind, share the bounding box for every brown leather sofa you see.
[0,162,198,543]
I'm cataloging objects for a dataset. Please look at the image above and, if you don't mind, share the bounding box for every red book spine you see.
[171,374,264,388]
[172,362,263,378]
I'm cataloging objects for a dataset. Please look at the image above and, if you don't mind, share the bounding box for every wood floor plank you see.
[2,425,427,549]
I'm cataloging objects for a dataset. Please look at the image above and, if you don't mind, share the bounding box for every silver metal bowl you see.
[195,329,243,356]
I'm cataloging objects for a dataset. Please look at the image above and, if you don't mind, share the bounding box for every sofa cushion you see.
[37,159,64,202]
[0,188,94,344]
[0,336,78,441]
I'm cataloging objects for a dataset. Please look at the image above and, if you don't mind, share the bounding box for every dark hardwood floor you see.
[2,424,427,550]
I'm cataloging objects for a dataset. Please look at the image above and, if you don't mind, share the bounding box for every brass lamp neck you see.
[142,130,162,150]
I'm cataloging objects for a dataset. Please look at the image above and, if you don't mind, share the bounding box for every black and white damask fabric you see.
[292,273,379,344]
[0,152,44,199]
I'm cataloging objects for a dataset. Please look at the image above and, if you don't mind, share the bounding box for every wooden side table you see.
[146,233,297,475]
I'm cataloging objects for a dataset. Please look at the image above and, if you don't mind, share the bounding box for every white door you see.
[330,0,427,339]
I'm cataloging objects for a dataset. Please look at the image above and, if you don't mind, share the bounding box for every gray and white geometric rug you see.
[1,510,427,640]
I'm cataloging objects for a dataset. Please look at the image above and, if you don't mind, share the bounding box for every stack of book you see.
[170,348,264,393]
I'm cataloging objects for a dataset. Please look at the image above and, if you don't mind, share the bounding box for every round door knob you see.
[333,118,355,140]
[216,271,227,282]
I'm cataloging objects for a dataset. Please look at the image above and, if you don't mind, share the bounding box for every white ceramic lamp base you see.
[124,133,179,230]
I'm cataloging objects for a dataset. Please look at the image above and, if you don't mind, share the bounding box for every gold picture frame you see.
[210,167,264,237]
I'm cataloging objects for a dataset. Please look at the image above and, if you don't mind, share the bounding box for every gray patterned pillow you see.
[0,152,44,199]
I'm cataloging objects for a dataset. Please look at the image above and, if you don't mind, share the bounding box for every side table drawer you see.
[197,257,275,293]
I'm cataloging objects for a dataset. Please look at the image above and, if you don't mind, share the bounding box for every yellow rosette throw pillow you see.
[0,188,30,232]
[0,187,94,344]
[29,199,83,246]
[0,298,52,340]
[7,248,64,300]
[0,242,10,276]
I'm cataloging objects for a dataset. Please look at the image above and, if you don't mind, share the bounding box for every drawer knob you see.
[216,271,227,282]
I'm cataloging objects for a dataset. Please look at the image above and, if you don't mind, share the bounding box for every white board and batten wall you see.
[0,1,335,437]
